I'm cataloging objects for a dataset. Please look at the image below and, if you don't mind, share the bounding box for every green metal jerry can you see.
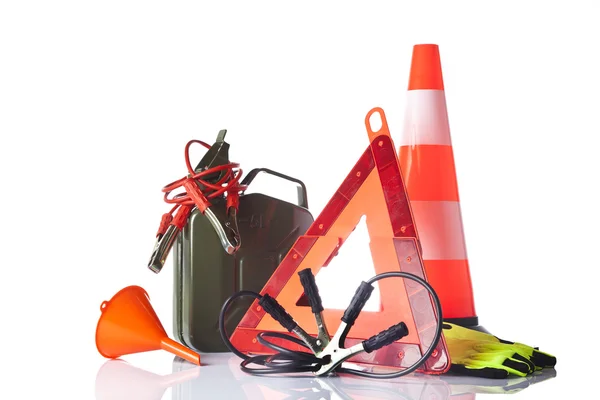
[172,167,314,352]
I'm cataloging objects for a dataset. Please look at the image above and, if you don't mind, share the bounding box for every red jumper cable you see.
[148,138,246,273]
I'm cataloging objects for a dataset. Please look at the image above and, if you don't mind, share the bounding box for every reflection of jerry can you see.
[169,133,314,352]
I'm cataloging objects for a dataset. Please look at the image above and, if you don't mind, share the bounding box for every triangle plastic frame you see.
[230,107,450,374]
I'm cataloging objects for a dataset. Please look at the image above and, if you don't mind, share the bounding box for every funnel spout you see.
[161,338,201,365]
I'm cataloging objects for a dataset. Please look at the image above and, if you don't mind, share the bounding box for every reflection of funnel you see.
[95,285,200,365]
[95,359,200,400]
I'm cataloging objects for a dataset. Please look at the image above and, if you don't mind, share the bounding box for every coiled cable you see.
[219,272,443,379]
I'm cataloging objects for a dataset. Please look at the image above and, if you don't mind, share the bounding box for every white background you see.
[1,1,599,399]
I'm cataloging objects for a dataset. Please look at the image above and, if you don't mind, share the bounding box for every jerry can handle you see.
[241,168,309,209]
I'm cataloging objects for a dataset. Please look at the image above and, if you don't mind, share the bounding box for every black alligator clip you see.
[258,268,410,376]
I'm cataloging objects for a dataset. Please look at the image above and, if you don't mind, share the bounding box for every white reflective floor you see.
[94,353,558,400]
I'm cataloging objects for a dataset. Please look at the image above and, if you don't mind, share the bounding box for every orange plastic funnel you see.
[95,285,200,365]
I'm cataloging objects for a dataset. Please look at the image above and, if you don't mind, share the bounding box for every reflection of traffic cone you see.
[398,44,477,326]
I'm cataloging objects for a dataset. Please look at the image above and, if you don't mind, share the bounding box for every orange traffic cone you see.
[398,44,478,326]
[95,286,201,365]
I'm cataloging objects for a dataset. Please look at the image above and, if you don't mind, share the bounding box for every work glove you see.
[443,322,556,379]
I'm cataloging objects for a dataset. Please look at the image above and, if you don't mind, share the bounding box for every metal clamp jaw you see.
[205,205,240,255]
[148,224,180,274]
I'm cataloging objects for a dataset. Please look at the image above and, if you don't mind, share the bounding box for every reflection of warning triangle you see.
[231,107,450,374]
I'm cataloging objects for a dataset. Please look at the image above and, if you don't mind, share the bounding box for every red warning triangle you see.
[231,107,450,374]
